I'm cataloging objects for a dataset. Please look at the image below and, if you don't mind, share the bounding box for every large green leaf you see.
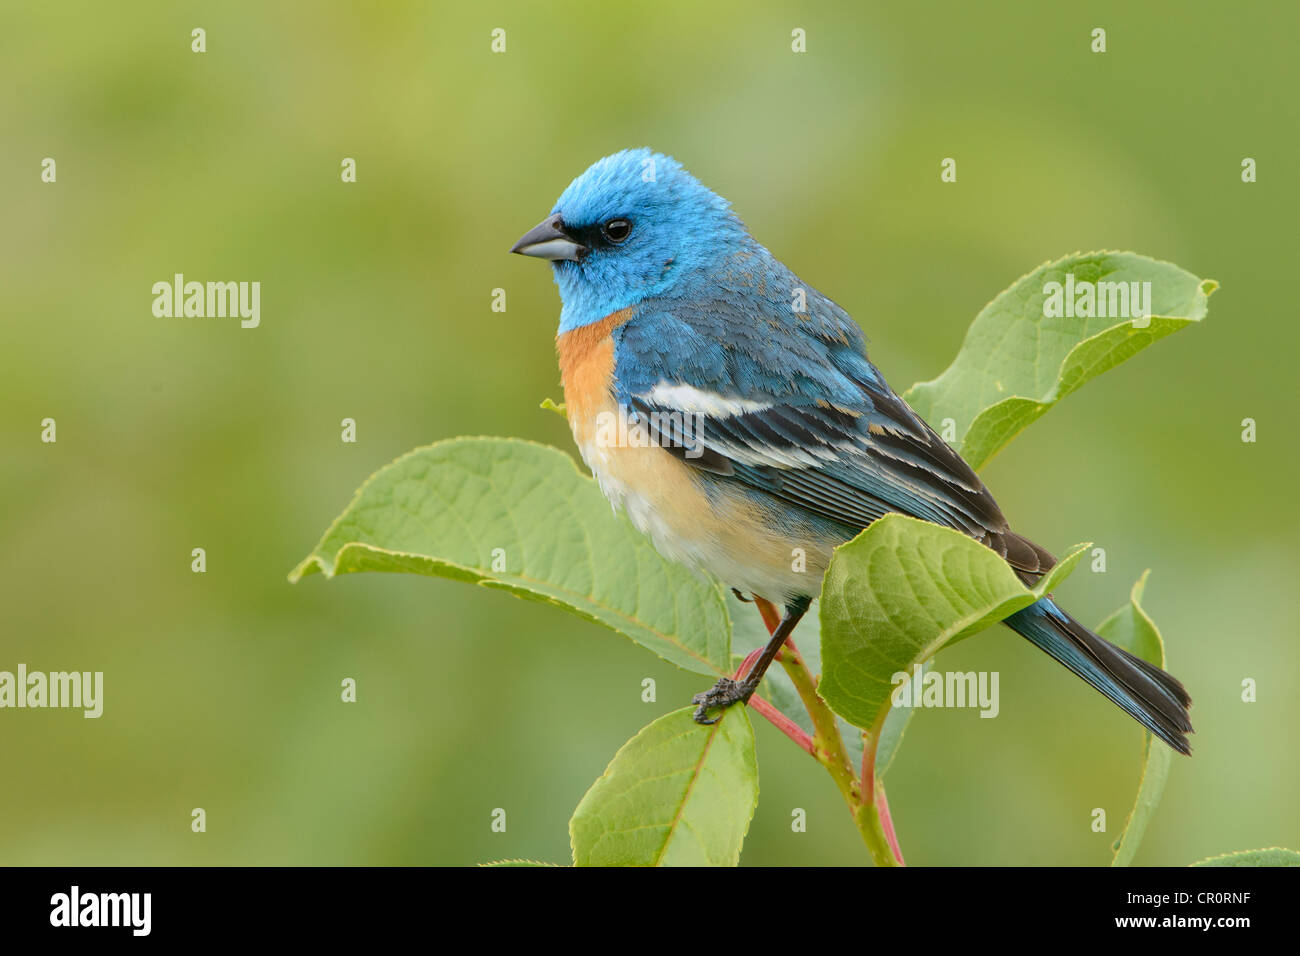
[569,707,758,866]
[818,514,1087,732]
[290,437,732,676]
[1102,572,1174,866]
[905,252,1216,470]
[1190,848,1300,867]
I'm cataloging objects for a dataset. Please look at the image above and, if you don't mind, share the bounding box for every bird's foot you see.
[692,677,754,724]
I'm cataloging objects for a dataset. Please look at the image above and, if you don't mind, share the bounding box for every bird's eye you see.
[602,218,632,243]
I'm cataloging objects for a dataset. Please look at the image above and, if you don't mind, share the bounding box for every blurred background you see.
[2,1,1296,866]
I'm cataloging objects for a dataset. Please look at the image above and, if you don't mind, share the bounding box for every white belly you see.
[571,402,833,605]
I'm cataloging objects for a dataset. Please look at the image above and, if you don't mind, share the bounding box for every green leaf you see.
[479,859,562,867]
[818,513,1087,733]
[290,437,732,676]
[904,252,1216,470]
[1102,572,1174,866]
[1190,848,1300,867]
[569,707,758,866]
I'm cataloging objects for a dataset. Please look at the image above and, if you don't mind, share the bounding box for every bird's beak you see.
[510,215,587,262]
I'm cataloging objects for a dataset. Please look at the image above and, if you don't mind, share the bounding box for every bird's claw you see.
[692,677,751,724]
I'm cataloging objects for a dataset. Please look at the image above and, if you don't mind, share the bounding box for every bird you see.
[510,148,1193,755]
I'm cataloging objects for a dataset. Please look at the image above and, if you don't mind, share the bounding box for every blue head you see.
[510,149,749,333]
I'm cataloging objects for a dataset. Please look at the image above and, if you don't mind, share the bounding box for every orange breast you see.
[556,308,634,446]
[554,309,834,603]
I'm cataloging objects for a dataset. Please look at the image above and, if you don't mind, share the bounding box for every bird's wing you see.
[612,295,1055,579]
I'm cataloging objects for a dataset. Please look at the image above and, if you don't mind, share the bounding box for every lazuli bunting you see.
[511,149,1193,754]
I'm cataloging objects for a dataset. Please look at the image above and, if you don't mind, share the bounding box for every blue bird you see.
[511,149,1193,754]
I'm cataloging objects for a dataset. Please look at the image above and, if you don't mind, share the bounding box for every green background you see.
[2,1,1295,865]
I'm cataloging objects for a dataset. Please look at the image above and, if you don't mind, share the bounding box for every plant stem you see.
[752,596,904,867]
[733,646,815,756]
[854,784,903,866]
[875,785,906,865]
[774,642,859,806]
[858,708,906,866]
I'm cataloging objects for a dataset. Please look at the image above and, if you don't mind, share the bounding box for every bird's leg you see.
[692,595,812,725]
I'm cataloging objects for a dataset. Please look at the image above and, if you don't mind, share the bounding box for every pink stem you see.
[753,595,783,634]
[749,697,816,756]
[876,787,906,866]
[861,728,907,867]
[735,646,765,676]
[734,624,815,756]
[751,596,903,864]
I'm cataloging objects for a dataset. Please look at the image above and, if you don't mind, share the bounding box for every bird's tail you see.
[1004,597,1194,754]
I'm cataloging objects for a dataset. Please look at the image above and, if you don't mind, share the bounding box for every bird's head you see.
[511,148,747,332]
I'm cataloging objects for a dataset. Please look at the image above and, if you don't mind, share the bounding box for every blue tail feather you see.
[1004,597,1193,755]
